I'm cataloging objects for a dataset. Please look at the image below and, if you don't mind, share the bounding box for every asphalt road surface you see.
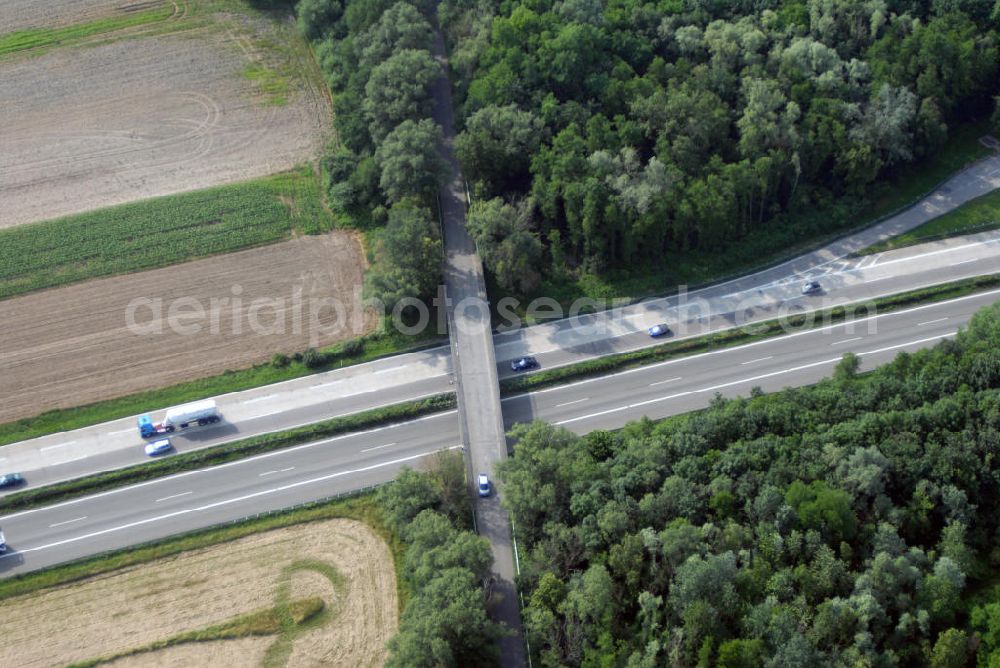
[429,11,524,664]
[2,288,993,579]
[7,230,1000,491]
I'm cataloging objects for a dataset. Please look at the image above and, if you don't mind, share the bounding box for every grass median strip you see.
[500,273,1000,396]
[0,394,455,514]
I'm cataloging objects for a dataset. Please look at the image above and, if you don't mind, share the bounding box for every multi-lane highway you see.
[6,229,1000,489]
[2,287,994,576]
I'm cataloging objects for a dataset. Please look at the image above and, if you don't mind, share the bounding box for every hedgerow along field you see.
[0,166,331,300]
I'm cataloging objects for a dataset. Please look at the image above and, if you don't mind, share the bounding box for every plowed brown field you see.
[0,518,398,667]
[0,2,330,228]
[0,233,374,423]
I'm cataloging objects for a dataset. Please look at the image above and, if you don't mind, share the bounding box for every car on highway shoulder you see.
[648,324,672,338]
[478,473,491,497]
[802,281,822,295]
[144,438,173,457]
[510,356,538,372]
[0,528,7,553]
[0,473,25,489]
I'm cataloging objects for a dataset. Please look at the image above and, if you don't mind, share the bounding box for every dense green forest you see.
[442,0,1000,292]
[298,0,1000,306]
[498,301,1000,666]
[298,0,449,312]
[377,452,507,666]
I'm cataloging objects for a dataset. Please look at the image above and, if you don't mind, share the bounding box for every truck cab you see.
[137,415,173,439]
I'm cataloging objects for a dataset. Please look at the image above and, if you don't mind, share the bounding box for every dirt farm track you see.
[0,0,331,228]
[0,233,373,423]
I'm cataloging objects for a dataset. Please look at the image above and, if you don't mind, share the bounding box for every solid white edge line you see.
[557,332,956,425]
[10,446,463,555]
[0,409,459,522]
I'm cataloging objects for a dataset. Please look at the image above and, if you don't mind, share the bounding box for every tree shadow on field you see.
[246,0,297,16]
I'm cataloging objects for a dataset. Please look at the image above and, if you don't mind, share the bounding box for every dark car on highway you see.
[510,356,539,372]
[801,281,822,295]
[648,324,672,338]
[0,473,24,489]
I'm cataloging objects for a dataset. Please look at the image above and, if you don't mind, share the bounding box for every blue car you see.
[648,324,672,338]
[478,474,491,497]
[510,356,538,372]
[0,473,24,489]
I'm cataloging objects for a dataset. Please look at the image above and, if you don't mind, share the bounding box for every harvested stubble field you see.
[0,232,375,423]
[0,0,330,228]
[0,518,398,667]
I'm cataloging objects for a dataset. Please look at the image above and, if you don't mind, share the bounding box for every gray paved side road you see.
[430,12,526,667]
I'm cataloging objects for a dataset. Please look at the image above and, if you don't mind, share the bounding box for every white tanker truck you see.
[137,399,221,438]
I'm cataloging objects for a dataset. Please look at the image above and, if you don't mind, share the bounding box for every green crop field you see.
[0,166,331,299]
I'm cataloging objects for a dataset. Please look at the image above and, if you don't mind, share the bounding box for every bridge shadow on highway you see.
[0,550,25,573]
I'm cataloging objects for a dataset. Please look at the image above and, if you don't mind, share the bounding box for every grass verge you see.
[0,166,331,300]
[501,274,1000,395]
[529,120,994,313]
[0,6,176,58]
[0,325,446,449]
[0,394,455,514]
[858,188,1000,255]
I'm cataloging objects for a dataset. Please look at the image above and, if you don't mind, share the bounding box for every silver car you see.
[144,438,172,456]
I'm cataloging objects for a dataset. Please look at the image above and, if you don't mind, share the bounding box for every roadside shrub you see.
[341,339,365,357]
[302,347,328,369]
[271,353,291,368]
